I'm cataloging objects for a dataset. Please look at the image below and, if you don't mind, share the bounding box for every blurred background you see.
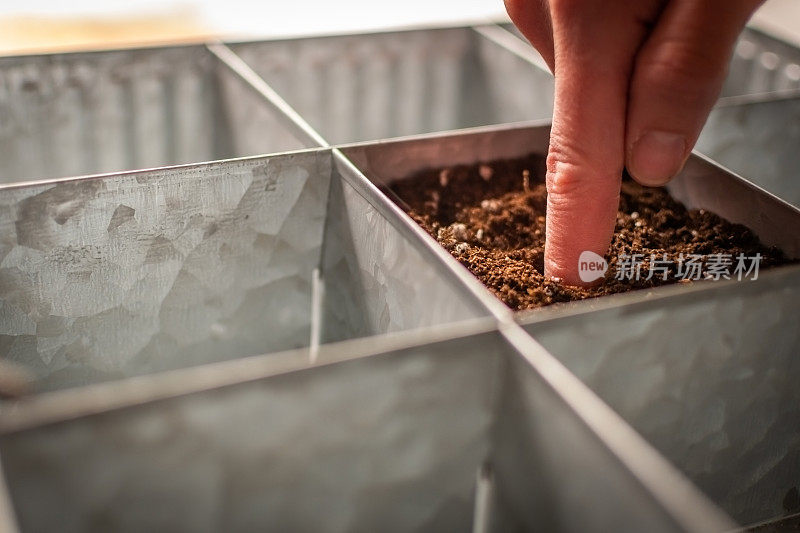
[0,0,798,55]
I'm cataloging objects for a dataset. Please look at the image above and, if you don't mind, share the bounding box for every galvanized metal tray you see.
[1,21,799,533]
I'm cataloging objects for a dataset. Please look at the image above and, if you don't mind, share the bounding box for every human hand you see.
[505,0,764,285]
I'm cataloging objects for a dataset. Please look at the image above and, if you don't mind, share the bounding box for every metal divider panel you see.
[698,93,800,208]
[0,316,735,532]
[0,326,504,533]
[0,150,331,393]
[206,43,329,150]
[213,56,312,157]
[490,333,736,532]
[0,45,314,186]
[227,27,553,145]
[321,153,494,343]
[472,25,554,124]
[667,152,800,258]
[520,265,800,525]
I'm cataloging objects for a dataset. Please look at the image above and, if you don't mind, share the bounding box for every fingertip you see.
[544,247,610,288]
[544,257,585,288]
[544,193,618,288]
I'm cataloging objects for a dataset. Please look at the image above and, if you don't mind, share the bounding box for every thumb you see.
[625,0,763,186]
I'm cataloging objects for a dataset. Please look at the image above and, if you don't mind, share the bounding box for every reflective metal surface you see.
[500,22,800,98]
[723,28,800,97]
[0,329,499,533]
[229,27,554,145]
[341,122,800,527]
[1,149,504,394]
[491,327,735,533]
[0,321,734,532]
[698,92,800,208]
[0,45,311,185]
[521,266,800,526]
[321,152,493,343]
[0,150,331,391]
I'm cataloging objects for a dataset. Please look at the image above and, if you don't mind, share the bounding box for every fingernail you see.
[629,131,686,186]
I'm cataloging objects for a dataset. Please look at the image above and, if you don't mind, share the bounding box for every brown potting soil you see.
[390,153,788,310]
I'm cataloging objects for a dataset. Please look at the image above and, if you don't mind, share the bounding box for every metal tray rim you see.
[716,87,800,107]
[0,146,333,192]
[0,316,499,435]
[221,22,507,48]
[515,262,800,326]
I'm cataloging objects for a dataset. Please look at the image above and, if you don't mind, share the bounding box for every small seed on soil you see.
[451,222,468,241]
[476,229,484,240]
[479,164,494,181]
[481,199,502,214]
[631,211,639,219]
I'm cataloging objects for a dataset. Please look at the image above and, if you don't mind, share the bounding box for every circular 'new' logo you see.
[578,251,608,283]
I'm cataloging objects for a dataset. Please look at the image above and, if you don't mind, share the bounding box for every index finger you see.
[544,1,655,285]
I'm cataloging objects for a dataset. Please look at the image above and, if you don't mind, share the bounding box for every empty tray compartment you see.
[520,263,800,527]
[0,323,733,532]
[227,27,554,144]
[698,92,800,207]
[0,44,314,186]
[0,148,490,394]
